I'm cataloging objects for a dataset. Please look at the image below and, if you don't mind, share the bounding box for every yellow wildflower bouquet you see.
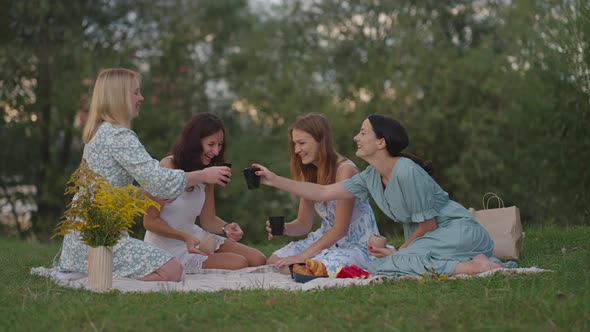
[55,160,160,247]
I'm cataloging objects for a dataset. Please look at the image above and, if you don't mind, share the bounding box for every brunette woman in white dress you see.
[144,113,266,272]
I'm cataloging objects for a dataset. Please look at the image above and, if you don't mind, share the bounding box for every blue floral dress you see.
[55,122,188,279]
[272,162,380,273]
[343,157,517,277]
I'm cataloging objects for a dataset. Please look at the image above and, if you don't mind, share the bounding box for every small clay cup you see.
[368,234,387,248]
[199,234,217,254]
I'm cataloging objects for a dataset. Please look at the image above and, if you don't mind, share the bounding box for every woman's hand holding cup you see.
[250,163,277,187]
[265,216,285,241]
[201,166,231,186]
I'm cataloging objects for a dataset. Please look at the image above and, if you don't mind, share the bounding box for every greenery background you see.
[1,0,589,244]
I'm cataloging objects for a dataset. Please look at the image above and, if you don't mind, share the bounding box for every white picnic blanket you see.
[30,265,550,293]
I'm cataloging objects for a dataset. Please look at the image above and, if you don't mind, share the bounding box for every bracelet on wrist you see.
[221,222,229,233]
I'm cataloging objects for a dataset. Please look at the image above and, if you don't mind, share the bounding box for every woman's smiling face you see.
[353,119,382,159]
[291,129,320,165]
[200,130,224,166]
[130,79,143,119]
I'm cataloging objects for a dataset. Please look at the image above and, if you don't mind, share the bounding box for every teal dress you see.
[343,157,516,277]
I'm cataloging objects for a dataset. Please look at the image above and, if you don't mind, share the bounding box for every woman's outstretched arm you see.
[253,163,355,201]
[186,166,232,188]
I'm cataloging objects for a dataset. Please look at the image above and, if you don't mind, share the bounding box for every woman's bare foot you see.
[452,254,504,276]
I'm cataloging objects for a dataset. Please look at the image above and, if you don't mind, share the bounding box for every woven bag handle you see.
[482,192,505,209]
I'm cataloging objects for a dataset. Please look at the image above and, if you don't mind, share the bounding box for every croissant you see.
[292,264,314,276]
[305,259,328,277]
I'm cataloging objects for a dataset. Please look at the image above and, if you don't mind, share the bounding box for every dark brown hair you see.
[368,113,434,175]
[172,112,226,172]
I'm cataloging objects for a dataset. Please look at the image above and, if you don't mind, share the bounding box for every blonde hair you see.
[83,68,141,143]
[288,113,342,185]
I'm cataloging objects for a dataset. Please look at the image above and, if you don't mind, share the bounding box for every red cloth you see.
[336,265,370,279]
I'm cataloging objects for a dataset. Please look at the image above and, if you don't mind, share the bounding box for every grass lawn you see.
[1,224,589,332]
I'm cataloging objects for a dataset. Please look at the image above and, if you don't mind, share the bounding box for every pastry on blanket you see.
[292,264,314,276]
[305,259,328,277]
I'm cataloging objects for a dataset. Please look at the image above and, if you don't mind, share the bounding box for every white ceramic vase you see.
[88,246,113,292]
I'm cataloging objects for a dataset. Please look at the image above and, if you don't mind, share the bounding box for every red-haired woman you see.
[266,113,379,274]
[144,112,266,271]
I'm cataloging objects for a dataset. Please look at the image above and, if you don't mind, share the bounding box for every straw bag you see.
[471,193,524,260]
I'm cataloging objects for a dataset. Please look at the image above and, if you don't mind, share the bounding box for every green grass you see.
[2,225,589,332]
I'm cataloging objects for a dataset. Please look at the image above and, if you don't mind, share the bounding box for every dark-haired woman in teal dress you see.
[253,114,516,277]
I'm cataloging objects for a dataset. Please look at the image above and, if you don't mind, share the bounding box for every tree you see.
[1,0,150,238]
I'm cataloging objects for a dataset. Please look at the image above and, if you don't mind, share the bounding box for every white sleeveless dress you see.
[144,184,226,273]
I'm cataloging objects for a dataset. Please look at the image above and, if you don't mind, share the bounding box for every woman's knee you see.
[160,258,183,281]
[267,255,279,265]
[249,250,267,267]
[203,253,248,270]
[210,254,248,270]
[229,255,249,270]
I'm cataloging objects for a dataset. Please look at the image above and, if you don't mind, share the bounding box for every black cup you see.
[269,216,285,236]
[243,167,260,189]
[215,162,232,168]
[214,162,232,184]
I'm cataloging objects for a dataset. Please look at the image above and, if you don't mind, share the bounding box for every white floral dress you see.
[55,122,188,279]
[271,162,380,273]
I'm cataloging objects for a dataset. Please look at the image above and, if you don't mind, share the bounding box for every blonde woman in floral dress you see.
[55,68,231,281]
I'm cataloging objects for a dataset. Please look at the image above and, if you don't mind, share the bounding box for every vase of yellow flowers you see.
[55,160,159,292]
